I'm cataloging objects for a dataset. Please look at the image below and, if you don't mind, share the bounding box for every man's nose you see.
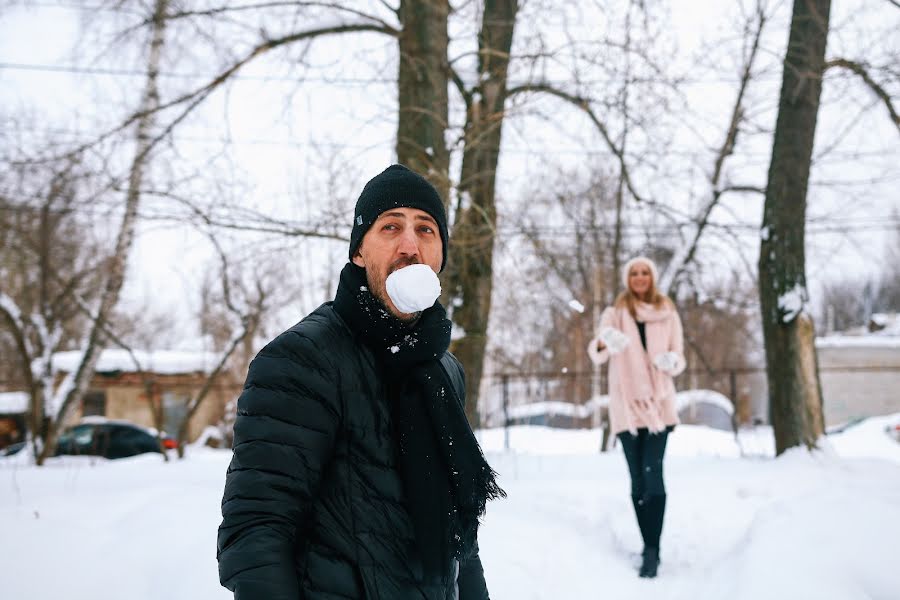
[396,228,420,257]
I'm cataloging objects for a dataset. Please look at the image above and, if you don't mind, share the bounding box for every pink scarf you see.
[611,302,673,434]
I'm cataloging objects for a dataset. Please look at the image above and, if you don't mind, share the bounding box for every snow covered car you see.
[55,419,176,459]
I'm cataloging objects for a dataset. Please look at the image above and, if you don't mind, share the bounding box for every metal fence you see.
[480,363,900,430]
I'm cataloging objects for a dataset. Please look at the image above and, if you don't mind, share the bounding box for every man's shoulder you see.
[440,351,465,378]
[262,303,352,360]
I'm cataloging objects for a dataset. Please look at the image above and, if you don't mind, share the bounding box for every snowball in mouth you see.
[385,264,441,314]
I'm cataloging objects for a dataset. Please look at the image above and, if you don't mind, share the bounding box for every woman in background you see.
[587,256,686,578]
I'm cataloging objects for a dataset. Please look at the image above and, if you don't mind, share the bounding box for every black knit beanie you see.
[349,164,449,272]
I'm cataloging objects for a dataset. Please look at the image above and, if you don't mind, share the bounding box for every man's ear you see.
[351,249,365,268]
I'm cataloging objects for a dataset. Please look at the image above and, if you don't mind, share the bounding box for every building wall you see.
[740,344,900,427]
[818,345,900,426]
[60,372,241,442]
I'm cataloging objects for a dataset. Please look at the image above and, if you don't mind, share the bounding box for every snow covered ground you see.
[2,416,899,600]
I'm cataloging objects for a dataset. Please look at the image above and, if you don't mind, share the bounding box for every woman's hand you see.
[599,327,629,355]
[653,351,681,373]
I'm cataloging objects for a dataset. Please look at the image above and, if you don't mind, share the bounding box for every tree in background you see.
[444,0,519,426]
[0,155,108,459]
[758,0,831,455]
[819,223,900,332]
[396,0,451,200]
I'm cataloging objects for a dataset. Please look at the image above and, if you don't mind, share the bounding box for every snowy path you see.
[2,422,899,600]
[478,449,900,599]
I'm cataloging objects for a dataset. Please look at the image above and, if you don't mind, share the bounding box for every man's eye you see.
[383,223,398,231]
[419,226,434,234]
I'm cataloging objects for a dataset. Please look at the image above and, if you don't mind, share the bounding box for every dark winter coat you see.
[217,303,490,600]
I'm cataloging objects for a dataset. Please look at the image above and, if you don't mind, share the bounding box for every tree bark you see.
[396,0,451,202]
[758,0,830,455]
[447,0,519,427]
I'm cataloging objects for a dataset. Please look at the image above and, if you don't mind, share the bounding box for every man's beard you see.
[367,257,421,323]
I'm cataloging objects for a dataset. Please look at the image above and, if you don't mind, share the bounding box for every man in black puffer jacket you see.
[217,164,505,600]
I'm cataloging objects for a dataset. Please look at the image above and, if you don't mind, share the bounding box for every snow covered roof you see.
[52,349,222,375]
[0,391,28,414]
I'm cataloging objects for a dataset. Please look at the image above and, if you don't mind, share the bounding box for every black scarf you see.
[332,263,505,577]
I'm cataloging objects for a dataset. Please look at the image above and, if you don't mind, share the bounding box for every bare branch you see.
[139,189,349,241]
[158,1,399,33]
[825,58,900,134]
[506,83,648,206]
[38,22,397,164]
[660,2,767,294]
[448,65,473,115]
[719,185,766,195]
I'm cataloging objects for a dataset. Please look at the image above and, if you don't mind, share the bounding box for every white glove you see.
[598,327,629,355]
[653,351,680,373]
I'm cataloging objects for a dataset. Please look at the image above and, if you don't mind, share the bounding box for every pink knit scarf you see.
[612,302,673,433]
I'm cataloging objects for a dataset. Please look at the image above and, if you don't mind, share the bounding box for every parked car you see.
[887,420,900,444]
[55,419,176,459]
[1,441,25,456]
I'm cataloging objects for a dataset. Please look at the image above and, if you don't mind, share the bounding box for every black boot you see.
[639,492,666,577]
[639,546,659,578]
[631,495,650,548]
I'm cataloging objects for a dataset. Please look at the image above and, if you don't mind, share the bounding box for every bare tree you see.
[0,156,108,459]
[34,0,170,464]
[171,235,271,458]
[658,2,770,295]
[441,0,519,426]
[758,0,831,455]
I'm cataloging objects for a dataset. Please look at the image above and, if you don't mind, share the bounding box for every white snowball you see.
[386,264,441,313]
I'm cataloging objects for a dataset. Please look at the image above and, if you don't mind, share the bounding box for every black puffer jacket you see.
[217,303,490,600]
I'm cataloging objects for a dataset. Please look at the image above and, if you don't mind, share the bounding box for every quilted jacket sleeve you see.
[442,354,491,600]
[217,328,341,600]
[458,541,489,600]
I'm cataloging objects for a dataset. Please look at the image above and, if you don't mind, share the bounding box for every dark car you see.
[55,420,176,459]
[1,441,26,456]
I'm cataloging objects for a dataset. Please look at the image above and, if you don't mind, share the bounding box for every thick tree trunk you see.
[758,0,830,455]
[396,0,450,202]
[448,0,518,427]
